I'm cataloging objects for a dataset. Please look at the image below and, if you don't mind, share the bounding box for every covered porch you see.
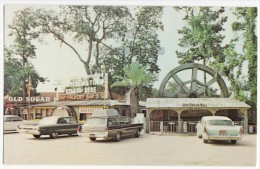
[145,98,251,133]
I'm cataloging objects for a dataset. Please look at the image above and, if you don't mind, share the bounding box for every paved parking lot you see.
[3,133,257,166]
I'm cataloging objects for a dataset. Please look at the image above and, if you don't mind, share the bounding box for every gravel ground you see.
[3,132,257,166]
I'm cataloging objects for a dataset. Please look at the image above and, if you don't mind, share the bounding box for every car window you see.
[207,120,233,126]
[4,117,12,122]
[118,117,130,125]
[108,118,118,126]
[64,117,77,124]
[13,117,23,121]
[57,118,67,124]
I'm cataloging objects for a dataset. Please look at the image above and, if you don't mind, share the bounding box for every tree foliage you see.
[4,48,46,97]
[232,7,257,124]
[111,62,157,117]
[5,8,46,99]
[22,6,163,98]
[105,6,163,96]
[174,7,227,65]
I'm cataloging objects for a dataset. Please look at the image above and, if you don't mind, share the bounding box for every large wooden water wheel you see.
[158,63,229,98]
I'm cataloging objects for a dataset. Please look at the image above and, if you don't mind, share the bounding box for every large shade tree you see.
[231,7,257,124]
[6,8,46,99]
[174,7,228,91]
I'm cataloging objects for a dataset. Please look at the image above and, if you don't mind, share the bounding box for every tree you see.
[6,8,46,99]
[12,6,163,100]
[174,7,227,64]
[104,6,163,97]
[4,48,46,97]
[174,7,228,90]
[111,62,157,117]
[232,7,257,124]
[32,6,131,75]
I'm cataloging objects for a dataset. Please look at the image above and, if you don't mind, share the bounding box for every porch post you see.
[176,109,182,133]
[240,109,248,134]
[146,109,153,134]
[209,109,218,116]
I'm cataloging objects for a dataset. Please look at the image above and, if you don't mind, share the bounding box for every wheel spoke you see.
[191,67,198,92]
[197,77,217,95]
[172,74,190,94]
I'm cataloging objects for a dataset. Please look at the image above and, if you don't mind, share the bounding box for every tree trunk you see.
[129,87,139,118]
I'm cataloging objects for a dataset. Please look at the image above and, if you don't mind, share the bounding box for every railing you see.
[149,121,198,133]
[150,120,245,133]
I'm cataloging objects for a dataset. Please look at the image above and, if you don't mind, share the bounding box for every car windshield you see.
[38,117,58,125]
[87,117,107,125]
[207,120,233,126]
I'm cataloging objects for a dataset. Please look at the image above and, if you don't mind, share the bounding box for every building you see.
[145,98,251,133]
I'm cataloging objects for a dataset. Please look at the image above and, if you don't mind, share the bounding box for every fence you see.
[149,121,198,133]
[150,120,245,133]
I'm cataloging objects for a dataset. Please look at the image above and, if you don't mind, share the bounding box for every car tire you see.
[197,134,202,139]
[33,135,41,138]
[89,137,96,141]
[135,129,140,138]
[231,140,237,144]
[50,132,58,139]
[114,132,121,142]
[203,139,208,143]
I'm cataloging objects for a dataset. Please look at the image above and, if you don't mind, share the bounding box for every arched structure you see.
[158,63,229,98]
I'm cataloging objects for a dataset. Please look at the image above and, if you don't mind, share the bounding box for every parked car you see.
[3,115,33,133]
[17,116,80,139]
[196,116,243,144]
[80,109,143,142]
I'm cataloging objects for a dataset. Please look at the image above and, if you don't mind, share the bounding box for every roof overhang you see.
[146,98,251,110]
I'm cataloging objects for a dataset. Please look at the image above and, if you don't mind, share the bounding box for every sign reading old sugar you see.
[59,73,108,101]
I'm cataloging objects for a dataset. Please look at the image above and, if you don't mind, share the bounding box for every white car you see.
[4,115,33,133]
[196,116,243,144]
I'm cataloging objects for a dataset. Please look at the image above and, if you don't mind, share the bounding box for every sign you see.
[79,106,104,114]
[182,103,208,107]
[60,73,109,101]
[8,97,51,102]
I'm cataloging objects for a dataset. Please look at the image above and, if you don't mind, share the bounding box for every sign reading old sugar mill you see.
[59,73,109,100]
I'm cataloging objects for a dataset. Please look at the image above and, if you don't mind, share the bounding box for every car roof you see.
[41,116,72,120]
[202,116,231,121]
[4,115,20,117]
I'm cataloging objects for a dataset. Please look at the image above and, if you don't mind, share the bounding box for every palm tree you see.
[111,61,157,117]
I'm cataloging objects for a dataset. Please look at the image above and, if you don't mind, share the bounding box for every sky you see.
[2,0,259,94]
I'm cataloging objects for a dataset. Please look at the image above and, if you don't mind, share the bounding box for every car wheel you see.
[231,140,237,144]
[203,139,208,143]
[89,137,96,141]
[33,135,41,138]
[114,132,121,142]
[50,132,58,139]
[135,129,140,138]
[197,134,202,139]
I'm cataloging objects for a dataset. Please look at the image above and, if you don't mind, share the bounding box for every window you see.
[108,118,118,126]
[65,117,77,124]
[13,117,23,121]
[207,120,233,126]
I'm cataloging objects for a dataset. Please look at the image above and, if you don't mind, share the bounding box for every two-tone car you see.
[18,116,80,139]
[80,109,143,142]
[196,116,243,144]
[4,115,35,133]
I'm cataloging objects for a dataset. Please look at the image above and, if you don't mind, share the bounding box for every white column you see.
[146,109,153,133]
[176,109,183,133]
[209,109,218,116]
[240,109,248,134]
